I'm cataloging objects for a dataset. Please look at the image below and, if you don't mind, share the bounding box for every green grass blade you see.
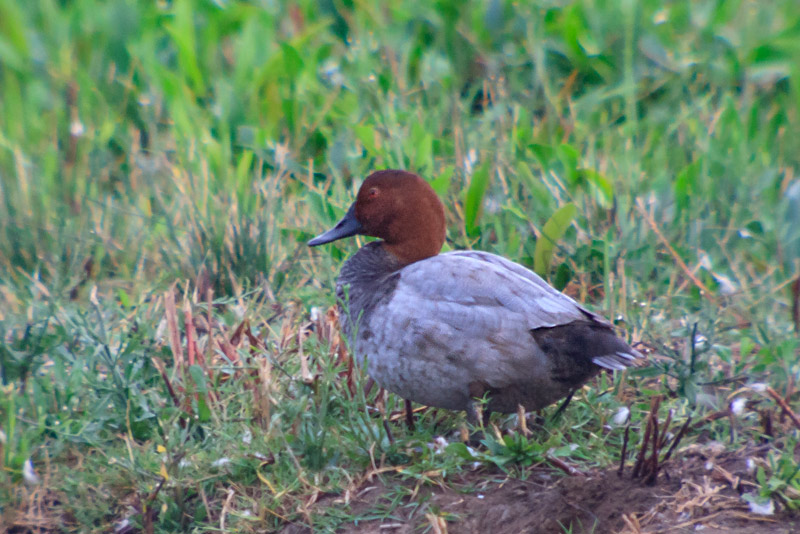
[534,203,577,276]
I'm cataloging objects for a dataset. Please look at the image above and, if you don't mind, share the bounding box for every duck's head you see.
[308,170,446,265]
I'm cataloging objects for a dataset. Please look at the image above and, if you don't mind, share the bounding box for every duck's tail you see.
[531,320,645,384]
[592,347,644,371]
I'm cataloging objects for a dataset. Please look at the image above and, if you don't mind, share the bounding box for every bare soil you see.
[283,443,799,534]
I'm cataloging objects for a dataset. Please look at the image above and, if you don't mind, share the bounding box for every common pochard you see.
[309,170,642,422]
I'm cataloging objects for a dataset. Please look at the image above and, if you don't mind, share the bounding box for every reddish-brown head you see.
[308,170,446,265]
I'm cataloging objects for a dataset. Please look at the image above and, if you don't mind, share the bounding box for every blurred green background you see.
[2,0,798,297]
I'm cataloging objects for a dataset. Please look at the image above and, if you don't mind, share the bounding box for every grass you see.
[1,0,800,531]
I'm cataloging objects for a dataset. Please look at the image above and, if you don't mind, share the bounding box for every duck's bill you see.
[308,203,363,246]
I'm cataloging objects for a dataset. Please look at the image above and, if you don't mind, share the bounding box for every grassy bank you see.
[1,0,800,531]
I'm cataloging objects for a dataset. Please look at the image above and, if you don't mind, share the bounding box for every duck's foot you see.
[465,400,491,427]
[464,400,493,445]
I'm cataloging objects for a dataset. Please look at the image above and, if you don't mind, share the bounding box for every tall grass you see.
[1,0,797,292]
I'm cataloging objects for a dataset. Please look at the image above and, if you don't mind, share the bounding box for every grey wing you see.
[370,254,586,388]
[445,251,642,369]
[445,250,613,326]
[384,253,640,383]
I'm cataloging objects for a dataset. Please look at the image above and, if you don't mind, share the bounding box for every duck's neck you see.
[338,241,403,287]
[336,242,404,342]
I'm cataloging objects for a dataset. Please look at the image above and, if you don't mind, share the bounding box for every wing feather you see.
[397,251,597,330]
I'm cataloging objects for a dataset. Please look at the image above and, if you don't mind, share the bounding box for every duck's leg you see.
[404,399,415,431]
[466,400,481,426]
[465,400,491,446]
[364,377,375,395]
[550,390,576,421]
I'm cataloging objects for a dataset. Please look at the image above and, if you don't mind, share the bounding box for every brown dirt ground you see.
[283,443,800,534]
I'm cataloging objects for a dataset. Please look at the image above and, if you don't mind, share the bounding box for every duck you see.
[309,169,643,423]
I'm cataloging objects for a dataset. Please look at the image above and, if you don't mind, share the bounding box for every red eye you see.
[368,188,379,198]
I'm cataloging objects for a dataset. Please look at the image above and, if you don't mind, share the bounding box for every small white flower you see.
[750,383,768,393]
[212,458,231,468]
[744,493,775,515]
[430,436,448,454]
[693,334,708,350]
[746,458,756,474]
[319,59,344,87]
[704,461,714,471]
[712,273,737,295]
[70,120,85,137]
[612,406,630,426]
[23,459,40,485]
[310,307,320,322]
[730,398,746,415]
[242,427,252,445]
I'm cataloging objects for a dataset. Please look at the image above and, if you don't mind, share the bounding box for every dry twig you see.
[635,199,717,304]
[766,386,800,430]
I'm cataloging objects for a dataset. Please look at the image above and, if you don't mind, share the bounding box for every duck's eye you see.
[368,188,379,198]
